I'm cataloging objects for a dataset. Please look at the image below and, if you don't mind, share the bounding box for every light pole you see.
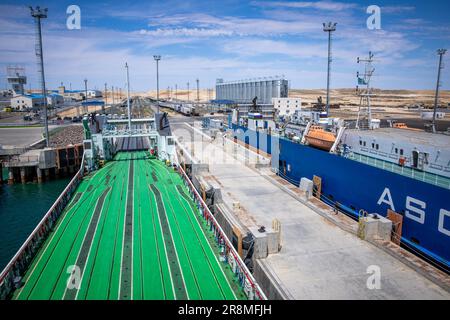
[103,82,107,114]
[84,78,88,114]
[175,84,178,100]
[432,49,447,133]
[153,55,161,114]
[30,6,49,147]
[187,82,190,102]
[125,63,132,130]
[112,85,115,105]
[323,22,337,116]
[196,78,200,103]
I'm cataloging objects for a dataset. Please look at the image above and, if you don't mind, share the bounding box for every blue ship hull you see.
[230,124,450,269]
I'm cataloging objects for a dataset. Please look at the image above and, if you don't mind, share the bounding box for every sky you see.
[0,0,449,92]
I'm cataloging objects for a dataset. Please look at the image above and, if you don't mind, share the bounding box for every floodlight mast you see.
[84,79,88,113]
[187,82,190,102]
[125,62,132,130]
[432,49,447,133]
[153,55,161,114]
[323,22,337,117]
[30,6,49,147]
[196,78,200,103]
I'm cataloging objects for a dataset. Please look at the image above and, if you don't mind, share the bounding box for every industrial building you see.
[7,66,27,96]
[215,76,289,104]
[87,90,102,98]
[234,103,275,119]
[10,93,64,111]
[55,86,102,101]
[273,97,302,117]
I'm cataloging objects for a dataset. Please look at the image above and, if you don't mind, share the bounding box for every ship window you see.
[363,141,366,147]
[400,149,404,156]
[395,148,398,154]
[359,140,362,146]
[376,144,379,150]
[372,143,375,149]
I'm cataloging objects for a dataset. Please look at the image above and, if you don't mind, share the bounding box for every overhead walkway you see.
[12,151,246,300]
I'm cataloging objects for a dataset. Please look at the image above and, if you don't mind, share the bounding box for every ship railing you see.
[177,165,267,300]
[349,153,450,190]
[0,151,87,299]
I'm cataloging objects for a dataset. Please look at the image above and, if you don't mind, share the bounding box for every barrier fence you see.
[177,164,267,300]
[0,153,87,299]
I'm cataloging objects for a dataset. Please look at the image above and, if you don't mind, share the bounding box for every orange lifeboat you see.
[393,123,422,132]
[305,125,336,151]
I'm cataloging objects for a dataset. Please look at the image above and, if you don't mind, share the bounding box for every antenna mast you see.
[356,52,375,130]
[432,49,447,133]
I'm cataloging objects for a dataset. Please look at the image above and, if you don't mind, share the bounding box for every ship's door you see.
[418,153,425,170]
[412,150,419,169]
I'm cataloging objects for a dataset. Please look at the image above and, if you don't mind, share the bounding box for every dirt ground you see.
[290,89,450,120]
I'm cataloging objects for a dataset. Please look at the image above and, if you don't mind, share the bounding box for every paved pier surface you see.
[174,121,450,300]
[0,127,47,148]
[14,151,244,300]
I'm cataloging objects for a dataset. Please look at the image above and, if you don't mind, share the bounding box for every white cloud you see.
[251,1,358,11]
[139,28,237,37]
[146,13,320,36]
[381,6,416,14]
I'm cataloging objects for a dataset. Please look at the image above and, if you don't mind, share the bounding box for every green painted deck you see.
[14,151,246,300]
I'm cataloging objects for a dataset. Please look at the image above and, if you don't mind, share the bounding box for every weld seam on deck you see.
[16,167,111,300]
[120,160,134,300]
[150,184,188,300]
[145,171,169,299]
[64,187,111,300]
[172,169,235,299]
[162,184,203,299]
[65,192,82,212]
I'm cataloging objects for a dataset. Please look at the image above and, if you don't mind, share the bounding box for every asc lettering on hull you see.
[377,188,450,237]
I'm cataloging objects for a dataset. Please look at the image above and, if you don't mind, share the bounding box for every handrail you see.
[0,151,86,299]
[177,164,267,300]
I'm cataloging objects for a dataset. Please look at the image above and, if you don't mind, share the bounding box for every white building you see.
[47,94,64,107]
[10,93,64,111]
[87,90,102,98]
[272,97,302,117]
[10,94,45,110]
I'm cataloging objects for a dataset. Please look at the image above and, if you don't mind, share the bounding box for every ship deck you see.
[13,151,244,300]
[347,127,450,148]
